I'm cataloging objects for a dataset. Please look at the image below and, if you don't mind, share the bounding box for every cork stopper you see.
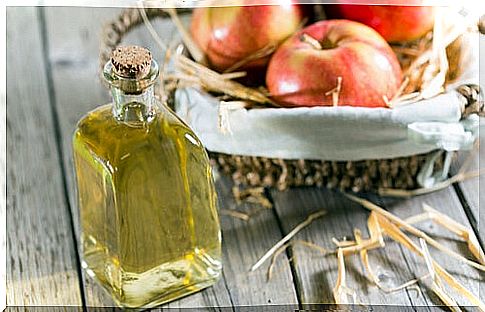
[110,46,152,79]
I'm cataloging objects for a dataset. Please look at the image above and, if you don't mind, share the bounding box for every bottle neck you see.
[111,85,157,124]
[103,55,160,125]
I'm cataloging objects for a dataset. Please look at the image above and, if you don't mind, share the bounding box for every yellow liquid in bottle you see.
[73,103,222,308]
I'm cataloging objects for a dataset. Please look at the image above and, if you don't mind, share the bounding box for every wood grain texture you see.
[380,189,484,307]
[214,176,298,307]
[270,188,428,308]
[271,187,484,308]
[6,7,82,306]
[155,176,299,311]
[43,7,188,307]
[449,139,485,303]
[10,4,482,309]
[449,139,483,245]
[446,32,485,301]
[448,30,484,241]
[451,30,485,246]
[449,30,483,243]
[43,7,297,308]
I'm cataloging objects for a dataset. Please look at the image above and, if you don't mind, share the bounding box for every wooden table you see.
[6,6,485,311]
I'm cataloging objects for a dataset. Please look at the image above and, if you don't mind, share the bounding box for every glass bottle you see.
[72,46,222,308]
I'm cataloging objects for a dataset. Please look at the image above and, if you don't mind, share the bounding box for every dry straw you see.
[219,209,251,221]
[143,4,476,110]
[250,195,485,310]
[333,248,356,304]
[266,239,331,281]
[356,223,425,295]
[340,197,484,310]
[377,214,485,311]
[250,209,327,272]
[345,194,485,271]
[136,6,483,307]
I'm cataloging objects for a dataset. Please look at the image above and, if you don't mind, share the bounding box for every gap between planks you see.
[37,7,88,311]
[264,187,304,310]
[6,6,82,307]
[452,182,484,251]
[42,7,298,308]
[270,186,483,308]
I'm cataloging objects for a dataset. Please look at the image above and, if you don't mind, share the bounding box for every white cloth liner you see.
[173,29,481,188]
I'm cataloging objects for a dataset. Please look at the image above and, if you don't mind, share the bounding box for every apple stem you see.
[300,33,322,50]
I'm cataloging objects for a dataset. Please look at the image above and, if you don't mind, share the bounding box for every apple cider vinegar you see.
[72,46,221,308]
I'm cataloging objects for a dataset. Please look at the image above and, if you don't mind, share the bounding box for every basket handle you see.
[99,8,191,72]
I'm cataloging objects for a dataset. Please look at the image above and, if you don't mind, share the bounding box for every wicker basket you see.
[100,8,484,194]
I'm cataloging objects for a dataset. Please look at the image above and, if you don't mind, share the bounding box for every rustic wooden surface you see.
[5,6,484,310]
[6,7,83,307]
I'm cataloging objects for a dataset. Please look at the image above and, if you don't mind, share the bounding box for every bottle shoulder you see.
[73,103,195,137]
[73,104,113,134]
[72,103,207,169]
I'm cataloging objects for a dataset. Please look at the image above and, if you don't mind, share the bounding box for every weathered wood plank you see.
[41,7,115,307]
[450,139,483,245]
[449,140,485,304]
[271,188,429,308]
[43,6,201,307]
[213,176,298,307]
[380,190,484,306]
[6,7,82,306]
[272,186,484,308]
[43,6,297,308]
[444,32,485,302]
[449,31,485,246]
[159,176,299,311]
[449,29,483,242]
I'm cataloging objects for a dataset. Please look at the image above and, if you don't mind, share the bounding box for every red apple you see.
[326,4,435,42]
[266,20,403,108]
[190,1,305,72]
